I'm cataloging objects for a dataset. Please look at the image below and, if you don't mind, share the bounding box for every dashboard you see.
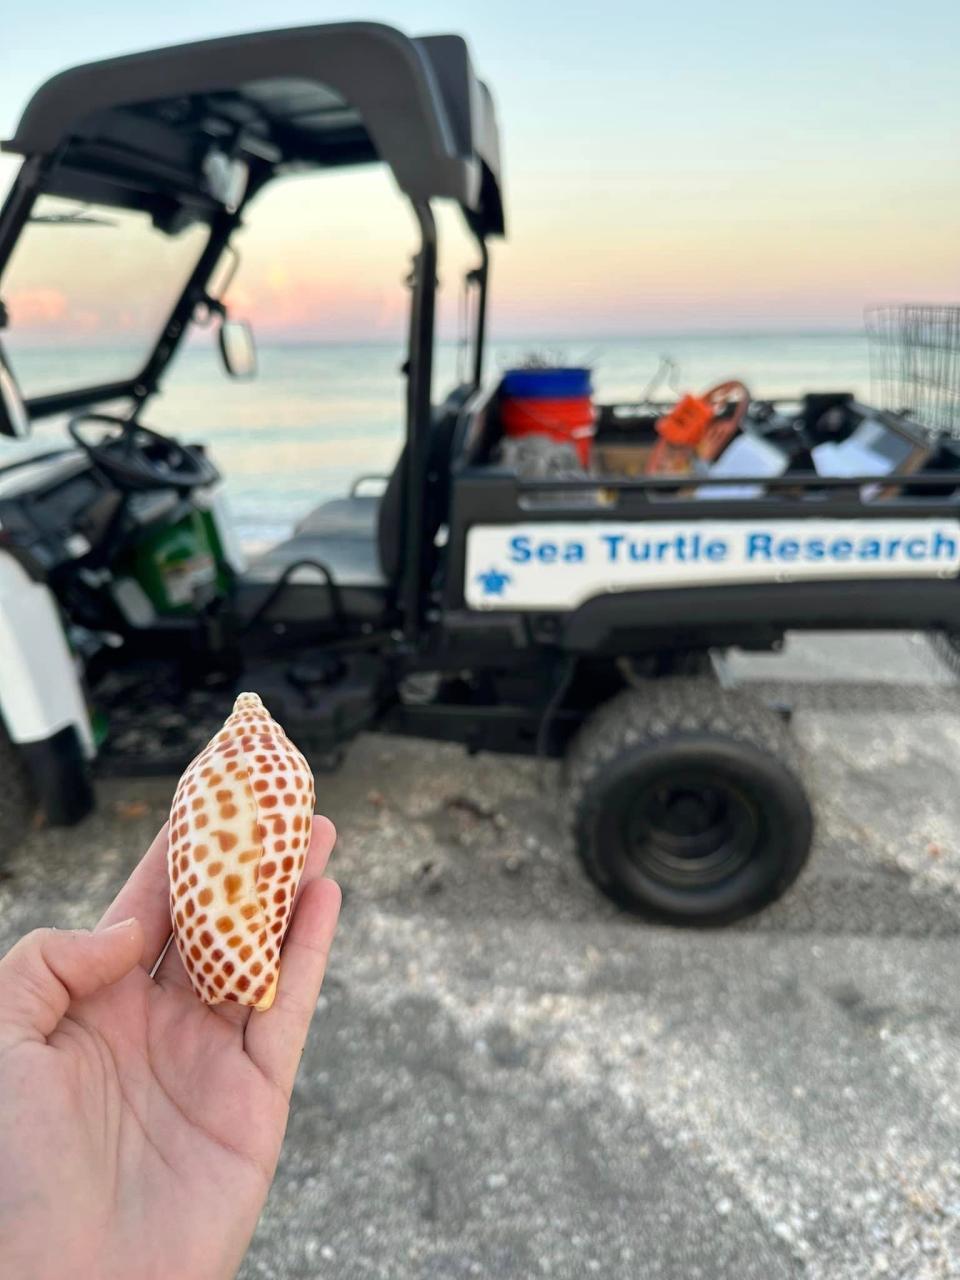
[0,448,182,575]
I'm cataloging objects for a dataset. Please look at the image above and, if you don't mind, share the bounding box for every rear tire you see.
[929,631,960,680]
[565,680,813,925]
[0,724,34,869]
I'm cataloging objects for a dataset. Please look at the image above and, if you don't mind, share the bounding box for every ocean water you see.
[1,333,870,547]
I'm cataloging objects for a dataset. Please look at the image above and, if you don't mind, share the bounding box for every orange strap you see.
[645,380,750,474]
[654,394,715,447]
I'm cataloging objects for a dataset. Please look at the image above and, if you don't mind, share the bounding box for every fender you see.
[0,548,95,825]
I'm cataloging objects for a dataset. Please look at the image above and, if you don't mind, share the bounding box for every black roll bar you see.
[472,236,490,389]
[0,155,50,267]
[400,200,438,639]
[130,207,242,407]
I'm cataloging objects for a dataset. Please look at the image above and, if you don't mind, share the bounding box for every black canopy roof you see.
[3,22,505,236]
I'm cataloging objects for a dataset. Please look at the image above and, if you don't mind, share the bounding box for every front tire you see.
[565,680,813,925]
[0,724,34,869]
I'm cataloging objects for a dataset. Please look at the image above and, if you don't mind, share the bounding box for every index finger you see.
[97,823,172,971]
[243,816,340,1096]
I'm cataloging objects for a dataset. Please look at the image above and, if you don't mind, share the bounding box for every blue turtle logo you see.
[476,566,512,597]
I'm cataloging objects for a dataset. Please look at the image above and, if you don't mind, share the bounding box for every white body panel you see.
[0,450,88,500]
[465,518,960,611]
[0,551,94,753]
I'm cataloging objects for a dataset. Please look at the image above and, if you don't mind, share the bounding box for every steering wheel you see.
[68,412,220,492]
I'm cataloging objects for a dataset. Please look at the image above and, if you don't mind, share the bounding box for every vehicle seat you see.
[450,384,502,469]
[292,467,392,540]
[239,532,387,625]
[237,395,465,628]
[293,493,380,539]
[237,461,406,627]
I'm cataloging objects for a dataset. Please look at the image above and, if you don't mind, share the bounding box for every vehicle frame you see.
[0,21,957,923]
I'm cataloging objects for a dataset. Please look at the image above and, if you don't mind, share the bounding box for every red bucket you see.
[500,395,596,467]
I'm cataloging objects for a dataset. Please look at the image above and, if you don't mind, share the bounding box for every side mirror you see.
[218,318,257,379]
[0,345,29,438]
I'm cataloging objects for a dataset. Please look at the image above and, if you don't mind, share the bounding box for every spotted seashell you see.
[167,692,315,1009]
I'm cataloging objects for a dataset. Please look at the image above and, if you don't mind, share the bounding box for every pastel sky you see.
[1,0,959,340]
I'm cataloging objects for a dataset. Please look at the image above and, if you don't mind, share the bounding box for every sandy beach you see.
[1,633,959,1277]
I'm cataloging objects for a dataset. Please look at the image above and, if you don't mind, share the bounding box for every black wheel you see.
[929,631,960,680]
[565,680,813,925]
[0,723,34,868]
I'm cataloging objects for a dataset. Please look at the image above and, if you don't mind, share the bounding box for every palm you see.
[0,819,339,1280]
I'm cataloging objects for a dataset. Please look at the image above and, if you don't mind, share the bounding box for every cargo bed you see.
[443,393,960,655]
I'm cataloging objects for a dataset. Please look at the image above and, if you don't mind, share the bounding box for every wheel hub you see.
[624,774,759,887]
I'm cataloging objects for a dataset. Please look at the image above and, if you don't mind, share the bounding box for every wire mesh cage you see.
[866,305,960,439]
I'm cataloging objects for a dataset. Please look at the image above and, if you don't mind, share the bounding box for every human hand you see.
[0,816,340,1280]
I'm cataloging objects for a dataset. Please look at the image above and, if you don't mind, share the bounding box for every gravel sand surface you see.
[2,632,959,1279]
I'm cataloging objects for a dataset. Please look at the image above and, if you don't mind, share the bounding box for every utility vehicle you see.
[1,23,959,924]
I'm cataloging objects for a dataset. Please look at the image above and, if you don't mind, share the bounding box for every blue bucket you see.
[500,366,593,400]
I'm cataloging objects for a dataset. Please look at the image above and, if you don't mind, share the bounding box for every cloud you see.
[224,267,408,339]
[9,286,68,326]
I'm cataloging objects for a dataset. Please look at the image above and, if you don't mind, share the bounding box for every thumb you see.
[0,918,144,1042]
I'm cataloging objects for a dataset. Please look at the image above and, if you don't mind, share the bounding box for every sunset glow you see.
[2,0,958,343]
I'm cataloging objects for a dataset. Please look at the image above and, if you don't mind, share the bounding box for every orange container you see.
[500,395,595,467]
[656,394,715,447]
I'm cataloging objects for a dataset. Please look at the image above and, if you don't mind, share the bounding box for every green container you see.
[121,509,229,615]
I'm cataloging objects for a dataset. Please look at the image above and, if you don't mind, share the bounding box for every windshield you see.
[0,195,209,399]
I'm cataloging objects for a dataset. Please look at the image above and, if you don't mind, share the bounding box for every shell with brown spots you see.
[167,691,315,1009]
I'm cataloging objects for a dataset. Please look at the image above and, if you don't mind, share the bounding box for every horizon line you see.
[7,325,869,353]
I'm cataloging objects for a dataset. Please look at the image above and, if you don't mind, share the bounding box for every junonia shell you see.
[167,692,315,1009]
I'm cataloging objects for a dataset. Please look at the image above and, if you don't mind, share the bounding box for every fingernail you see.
[105,916,138,932]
